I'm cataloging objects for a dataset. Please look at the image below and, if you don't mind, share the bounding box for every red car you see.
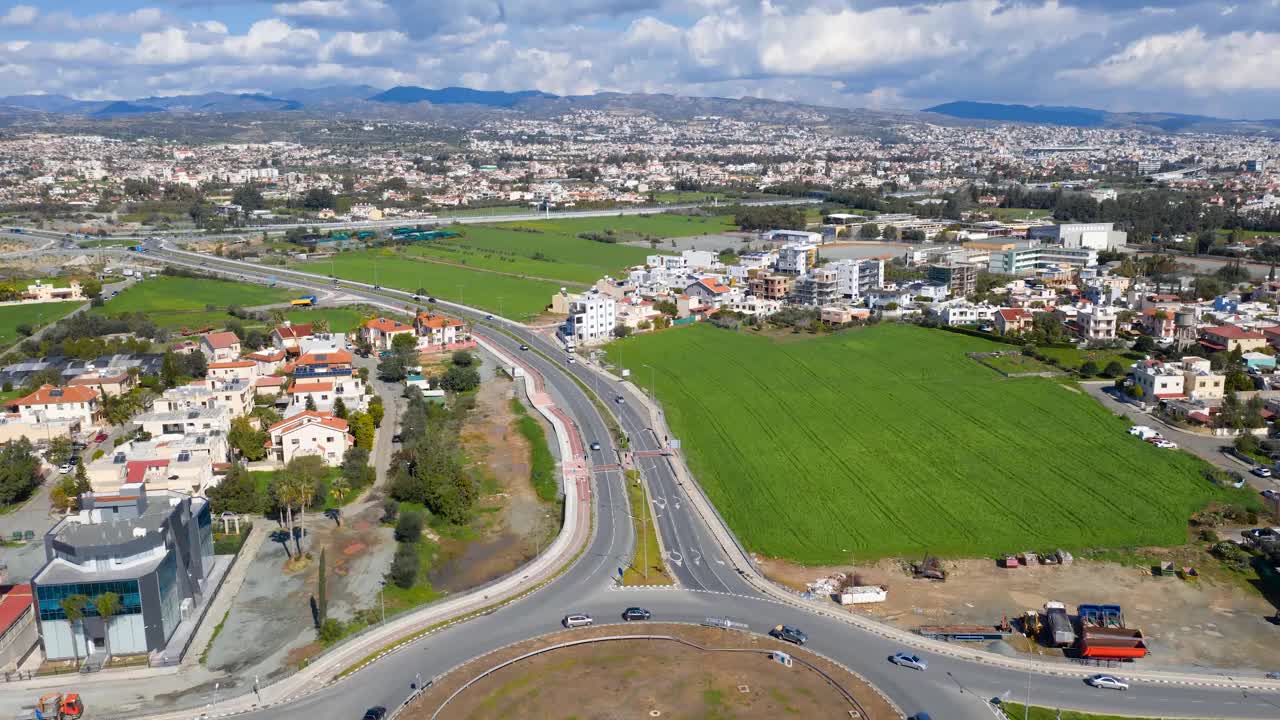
[93,432,109,443]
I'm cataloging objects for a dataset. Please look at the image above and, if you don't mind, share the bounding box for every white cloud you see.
[1060,28,1280,93]
[0,4,36,27]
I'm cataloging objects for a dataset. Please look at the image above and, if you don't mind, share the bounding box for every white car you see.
[57,463,72,474]
[1086,674,1129,691]
[1127,425,1151,436]
[1150,439,1178,449]
[1253,466,1274,479]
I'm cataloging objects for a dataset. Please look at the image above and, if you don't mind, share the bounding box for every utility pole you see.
[379,580,386,624]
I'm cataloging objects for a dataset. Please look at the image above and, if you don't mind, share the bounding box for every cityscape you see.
[2,2,1280,720]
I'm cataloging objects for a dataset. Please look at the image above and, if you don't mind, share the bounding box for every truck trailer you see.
[1043,601,1076,647]
[1079,626,1148,660]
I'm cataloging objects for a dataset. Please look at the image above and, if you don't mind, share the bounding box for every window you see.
[291,438,300,445]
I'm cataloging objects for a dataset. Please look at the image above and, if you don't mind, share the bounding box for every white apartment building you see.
[1075,304,1118,341]
[268,411,354,466]
[831,258,885,301]
[562,290,617,345]
[1030,222,1127,251]
[1130,357,1225,403]
[935,302,998,327]
[776,243,817,275]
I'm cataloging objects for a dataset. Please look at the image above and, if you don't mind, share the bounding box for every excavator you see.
[15,692,84,720]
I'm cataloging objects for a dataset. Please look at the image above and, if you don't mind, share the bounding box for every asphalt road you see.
[82,240,1280,720]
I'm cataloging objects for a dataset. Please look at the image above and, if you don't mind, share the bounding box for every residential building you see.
[1131,357,1224,402]
[775,243,817,275]
[724,296,783,317]
[792,267,839,307]
[31,483,214,661]
[831,258,884,301]
[66,369,133,399]
[1139,309,1178,342]
[0,584,35,671]
[747,273,794,301]
[20,280,83,303]
[244,348,285,375]
[270,322,314,355]
[287,350,364,414]
[1200,325,1268,353]
[935,302,998,327]
[1074,304,1118,341]
[153,379,254,419]
[360,317,415,352]
[267,411,353,466]
[683,277,733,305]
[561,290,617,346]
[994,308,1034,335]
[134,405,230,442]
[414,312,472,353]
[199,332,241,364]
[12,384,101,428]
[86,445,218,495]
[926,263,977,298]
[206,360,257,383]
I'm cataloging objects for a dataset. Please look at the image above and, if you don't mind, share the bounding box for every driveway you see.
[1081,381,1275,493]
[352,352,404,489]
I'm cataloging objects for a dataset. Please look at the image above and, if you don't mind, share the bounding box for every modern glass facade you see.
[36,580,142,621]
[155,552,182,642]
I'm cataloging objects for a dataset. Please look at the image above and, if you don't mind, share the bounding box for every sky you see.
[3,0,1280,118]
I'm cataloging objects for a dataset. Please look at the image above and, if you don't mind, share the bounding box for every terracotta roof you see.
[273,323,314,340]
[416,312,464,329]
[269,410,350,434]
[202,331,240,349]
[695,278,731,294]
[997,308,1031,322]
[208,360,256,369]
[13,384,99,406]
[365,317,413,333]
[288,381,334,394]
[125,459,169,484]
[296,350,353,366]
[246,349,286,362]
[1202,325,1265,340]
[0,584,32,636]
[67,372,128,385]
[255,376,287,387]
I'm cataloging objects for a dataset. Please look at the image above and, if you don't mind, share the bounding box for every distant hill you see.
[367,86,558,107]
[91,101,163,117]
[924,101,1109,127]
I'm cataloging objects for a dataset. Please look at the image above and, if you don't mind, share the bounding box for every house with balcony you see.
[270,322,314,355]
[285,350,365,414]
[360,317,415,352]
[31,483,214,662]
[206,360,257,384]
[244,348,285,375]
[199,332,241,364]
[86,443,218,495]
[994,308,1034,335]
[414,312,473,354]
[267,411,353,466]
[12,384,101,429]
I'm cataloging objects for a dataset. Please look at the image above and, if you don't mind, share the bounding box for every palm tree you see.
[329,477,351,506]
[60,594,89,665]
[93,593,121,660]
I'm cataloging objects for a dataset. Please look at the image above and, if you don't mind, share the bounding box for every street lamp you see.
[379,580,387,624]
[641,363,655,401]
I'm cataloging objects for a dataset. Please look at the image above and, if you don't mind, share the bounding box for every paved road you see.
[33,241,1280,720]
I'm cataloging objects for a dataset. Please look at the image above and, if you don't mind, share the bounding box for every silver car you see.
[562,613,593,628]
[890,652,927,671]
[1086,674,1129,691]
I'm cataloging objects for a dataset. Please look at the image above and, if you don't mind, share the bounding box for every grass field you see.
[606,324,1243,563]
[985,207,1054,220]
[997,703,1206,720]
[494,212,735,239]
[0,301,82,347]
[1035,347,1143,373]
[282,307,369,333]
[96,277,292,316]
[400,224,658,285]
[299,250,561,320]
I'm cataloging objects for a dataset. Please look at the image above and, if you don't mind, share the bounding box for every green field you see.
[282,307,369,333]
[998,703,1207,720]
[1035,347,1143,373]
[494,212,735,239]
[606,324,1241,563]
[986,207,1054,220]
[299,250,561,320]
[96,277,292,315]
[400,224,660,285]
[0,301,82,347]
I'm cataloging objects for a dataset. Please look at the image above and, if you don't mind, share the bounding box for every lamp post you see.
[642,363,655,401]
[379,580,386,625]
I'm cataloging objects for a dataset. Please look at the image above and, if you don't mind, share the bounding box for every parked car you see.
[1254,466,1274,478]
[567,357,576,364]
[57,463,71,474]
[1262,489,1279,501]
[93,432,109,443]
[769,625,808,645]
[889,652,927,671]
[622,607,651,621]
[563,613,593,628]
[392,434,403,444]
[614,395,625,404]
[1086,674,1129,691]
[589,442,601,451]
[361,707,387,720]
[1150,439,1178,449]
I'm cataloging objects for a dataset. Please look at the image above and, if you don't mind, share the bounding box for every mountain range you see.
[924,100,1280,132]
[1,87,1278,136]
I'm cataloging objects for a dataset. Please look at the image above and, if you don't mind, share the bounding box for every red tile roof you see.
[202,331,240,349]
[296,350,353,366]
[269,410,350,434]
[1202,325,1265,340]
[13,384,99,406]
[208,360,256,369]
[246,349,286,362]
[288,381,334,394]
[415,311,464,329]
[365,317,413,333]
[273,323,314,340]
[0,584,32,637]
[255,376,287,387]
[997,308,1031,322]
[125,459,169,484]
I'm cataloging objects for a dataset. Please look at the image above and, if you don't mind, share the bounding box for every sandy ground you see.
[203,501,395,680]
[429,370,559,593]
[403,624,896,720]
[760,554,1280,672]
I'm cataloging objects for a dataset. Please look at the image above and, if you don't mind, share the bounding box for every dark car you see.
[361,707,387,720]
[428,297,437,303]
[769,625,807,645]
[622,607,651,621]
[392,433,403,444]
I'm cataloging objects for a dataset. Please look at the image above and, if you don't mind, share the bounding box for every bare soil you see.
[403,624,896,720]
[428,375,558,593]
[760,553,1280,671]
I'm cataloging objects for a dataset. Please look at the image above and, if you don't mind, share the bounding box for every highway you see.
[14,237,1280,720]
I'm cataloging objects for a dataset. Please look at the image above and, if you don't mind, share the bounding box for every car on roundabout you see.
[769,625,807,645]
[361,707,387,720]
[563,613,593,628]
[889,652,927,671]
[622,607,651,621]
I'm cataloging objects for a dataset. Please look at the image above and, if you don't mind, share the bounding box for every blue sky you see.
[3,1,1280,117]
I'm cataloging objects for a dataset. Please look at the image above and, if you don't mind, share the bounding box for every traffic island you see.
[401,623,899,719]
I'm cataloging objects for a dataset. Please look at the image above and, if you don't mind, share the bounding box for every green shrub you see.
[389,544,418,588]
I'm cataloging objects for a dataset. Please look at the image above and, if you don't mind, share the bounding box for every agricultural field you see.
[92,276,293,329]
[399,224,658,285]
[281,306,369,333]
[607,323,1243,563]
[0,301,82,347]
[299,249,560,320]
[497,212,735,239]
[1034,346,1143,373]
[984,207,1054,220]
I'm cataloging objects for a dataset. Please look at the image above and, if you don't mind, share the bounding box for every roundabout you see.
[403,623,898,720]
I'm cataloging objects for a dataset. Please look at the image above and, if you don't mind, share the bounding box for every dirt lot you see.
[404,623,896,720]
[428,370,559,593]
[761,553,1280,672]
